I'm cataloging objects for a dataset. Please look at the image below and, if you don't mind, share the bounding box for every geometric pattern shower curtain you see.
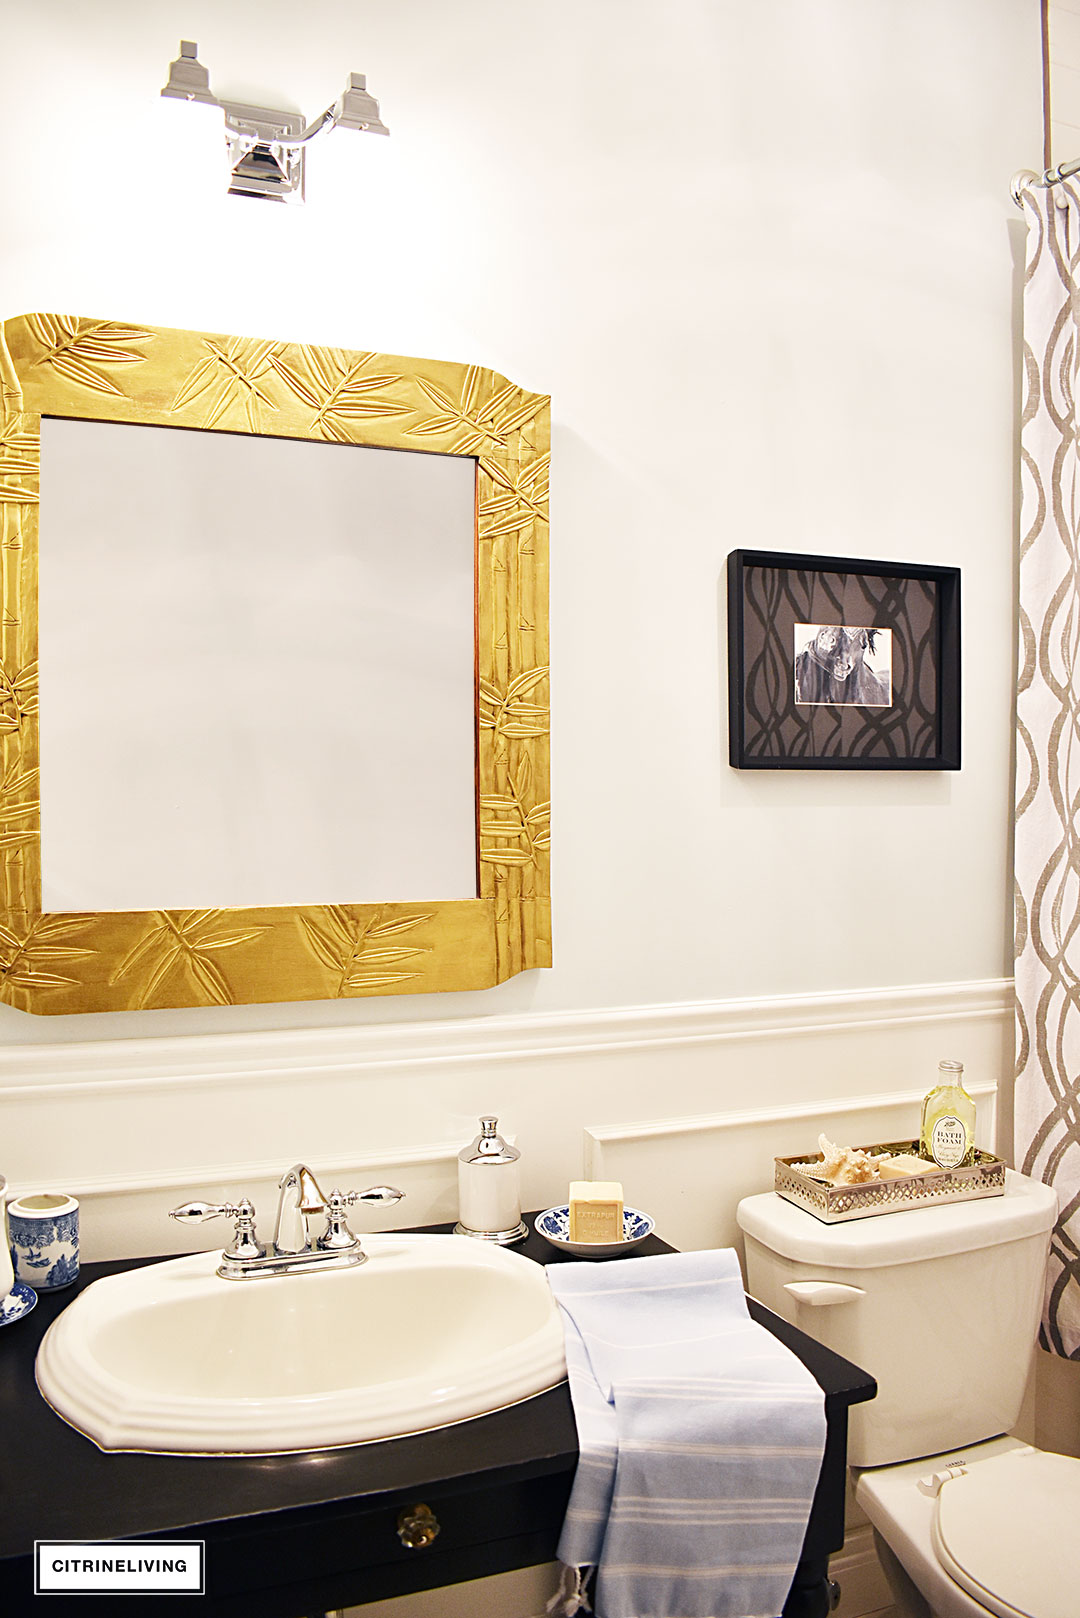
[1016,180,1080,1358]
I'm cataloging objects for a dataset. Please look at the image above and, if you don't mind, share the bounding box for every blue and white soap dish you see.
[0,1283,37,1327]
[534,1205,654,1260]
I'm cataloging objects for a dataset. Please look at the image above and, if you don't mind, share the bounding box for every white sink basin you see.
[36,1235,567,1454]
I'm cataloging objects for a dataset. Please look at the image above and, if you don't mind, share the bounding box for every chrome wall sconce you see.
[161,40,389,204]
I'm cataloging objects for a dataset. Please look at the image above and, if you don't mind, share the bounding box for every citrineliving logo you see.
[35,1541,205,1594]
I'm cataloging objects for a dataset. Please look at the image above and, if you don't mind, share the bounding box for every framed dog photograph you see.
[727,550,960,770]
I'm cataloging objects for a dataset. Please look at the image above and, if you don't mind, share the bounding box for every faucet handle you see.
[169,1199,245,1223]
[316,1185,404,1252]
[169,1196,263,1262]
[342,1185,405,1208]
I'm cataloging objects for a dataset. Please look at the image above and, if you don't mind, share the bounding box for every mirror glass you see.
[37,417,478,913]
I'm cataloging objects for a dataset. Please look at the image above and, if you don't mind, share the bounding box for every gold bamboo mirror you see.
[0,314,550,1013]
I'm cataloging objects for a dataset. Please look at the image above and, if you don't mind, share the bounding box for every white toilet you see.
[737,1169,1080,1618]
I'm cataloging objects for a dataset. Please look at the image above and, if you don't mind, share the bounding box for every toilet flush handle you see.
[784,1280,866,1306]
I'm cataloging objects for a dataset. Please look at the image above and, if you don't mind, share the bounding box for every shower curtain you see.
[1016,179,1080,1358]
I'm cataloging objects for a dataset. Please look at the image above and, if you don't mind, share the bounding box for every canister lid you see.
[458,1116,520,1166]
[736,1170,1057,1268]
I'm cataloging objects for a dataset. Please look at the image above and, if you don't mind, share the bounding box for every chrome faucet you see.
[169,1162,404,1280]
[273,1162,328,1254]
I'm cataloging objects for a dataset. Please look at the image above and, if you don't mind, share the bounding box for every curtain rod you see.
[1011,160,1080,206]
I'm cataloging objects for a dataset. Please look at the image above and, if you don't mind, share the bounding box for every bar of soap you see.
[877,1153,933,1179]
[569,1180,624,1243]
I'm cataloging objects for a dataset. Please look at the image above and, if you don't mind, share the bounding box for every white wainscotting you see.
[0,978,1011,1263]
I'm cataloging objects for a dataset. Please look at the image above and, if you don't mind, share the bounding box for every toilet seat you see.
[930,1448,1080,1618]
[854,1437,1080,1618]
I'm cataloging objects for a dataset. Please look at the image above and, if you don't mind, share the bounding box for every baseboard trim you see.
[829,1523,895,1618]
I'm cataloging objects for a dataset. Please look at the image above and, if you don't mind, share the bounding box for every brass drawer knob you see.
[397,1503,441,1550]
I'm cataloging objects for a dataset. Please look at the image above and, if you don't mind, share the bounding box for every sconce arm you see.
[278,107,340,150]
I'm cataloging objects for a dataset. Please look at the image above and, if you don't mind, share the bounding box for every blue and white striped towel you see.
[547,1248,827,1618]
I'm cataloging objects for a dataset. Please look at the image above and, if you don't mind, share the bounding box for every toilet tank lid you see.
[736,1171,1058,1267]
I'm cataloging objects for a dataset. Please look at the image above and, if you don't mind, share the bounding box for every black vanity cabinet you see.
[0,1221,875,1618]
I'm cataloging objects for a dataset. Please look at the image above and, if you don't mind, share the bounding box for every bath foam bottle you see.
[919,1059,976,1168]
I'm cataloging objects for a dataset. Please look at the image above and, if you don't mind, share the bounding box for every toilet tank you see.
[737,1170,1057,1468]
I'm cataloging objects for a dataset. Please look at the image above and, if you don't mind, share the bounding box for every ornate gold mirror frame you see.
[0,314,550,1013]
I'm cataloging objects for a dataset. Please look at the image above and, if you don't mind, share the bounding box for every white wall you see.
[0,0,1040,1264]
[0,7,1042,1614]
[1049,1,1080,159]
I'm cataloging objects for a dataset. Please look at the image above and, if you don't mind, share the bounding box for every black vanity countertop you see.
[0,1219,876,1618]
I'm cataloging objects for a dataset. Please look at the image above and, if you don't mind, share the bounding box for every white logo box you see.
[35,1541,205,1593]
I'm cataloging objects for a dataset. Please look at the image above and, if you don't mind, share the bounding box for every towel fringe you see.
[546,1562,593,1615]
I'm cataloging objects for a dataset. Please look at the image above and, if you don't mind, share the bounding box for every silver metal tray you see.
[774,1140,1006,1223]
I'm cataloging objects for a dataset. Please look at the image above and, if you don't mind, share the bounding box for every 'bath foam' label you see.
[930,1115,968,1168]
[35,1542,204,1593]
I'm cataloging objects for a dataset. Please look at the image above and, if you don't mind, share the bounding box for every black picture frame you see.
[727,550,960,770]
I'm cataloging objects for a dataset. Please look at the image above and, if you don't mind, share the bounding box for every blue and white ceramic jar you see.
[8,1192,79,1289]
